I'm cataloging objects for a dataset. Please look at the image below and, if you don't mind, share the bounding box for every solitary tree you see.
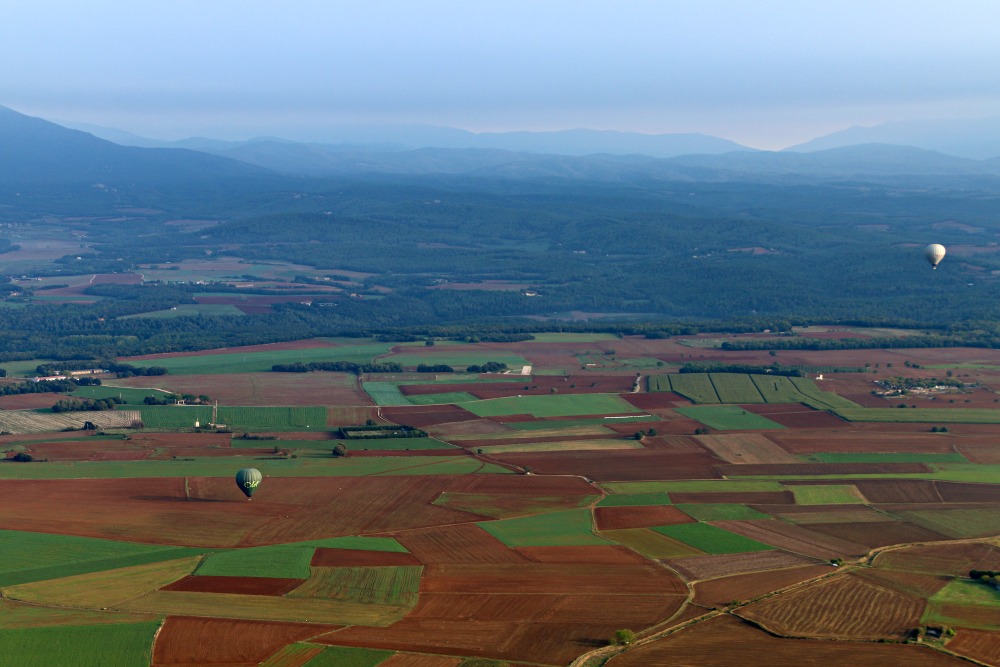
[332,443,348,457]
[612,628,635,646]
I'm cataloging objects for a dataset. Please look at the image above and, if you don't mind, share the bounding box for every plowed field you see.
[710,520,869,560]
[666,549,816,580]
[801,521,950,548]
[693,564,833,607]
[311,548,421,567]
[738,573,925,640]
[874,542,1000,576]
[151,616,333,666]
[609,615,967,666]
[594,505,695,530]
[490,450,722,481]
[948,627,1000,665]
[394,524,530,564]
[161,576,305,596]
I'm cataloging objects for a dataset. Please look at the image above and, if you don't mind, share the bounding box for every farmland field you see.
[8,329,1000,664]
[0,622,160,667]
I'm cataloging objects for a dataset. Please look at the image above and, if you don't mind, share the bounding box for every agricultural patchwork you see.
[2,331,1000,665]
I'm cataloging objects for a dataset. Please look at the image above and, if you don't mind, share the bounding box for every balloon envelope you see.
[924,244,946,269]
[235,468,262,498]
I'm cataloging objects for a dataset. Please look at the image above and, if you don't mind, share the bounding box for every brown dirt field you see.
[394,524,530,564]
[765,430,960,454]
[594,505,696,530]
[444,472,596,496]
[448,432,616,448]
[310,548,422,567]
[853,480,943,503]
[490,450,722,481]
[931,603,1000,628]
[854,569,951,599]
[161,576,305,596]
[117,372,368,407]
[936,481,1000,502]
[19,432,236,461]
[609,614,968,667]
[743,404,850,429]
[0,393,63,409]
[516,545,650,564]
[666,550,818,581]
[761,505,896,524]
[873,542,1000,576]
[152,616,333,666]
[692,564,834,607]
[738,572,925,640]
[800,521,950,549]
[0,476,489,548]
[694,433,801,464]
[124,338,340,362]
[599,528,706,560]
[717,462,931,476]
[381,405,482,427]
[711,520,870,560]
[622,392,691,409]
[669,491,795,505]
[948,628,1000,665]
[958,442,1000,464]
[420,562,686,596]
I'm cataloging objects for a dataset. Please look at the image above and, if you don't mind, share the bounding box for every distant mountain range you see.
[2,105,999,196]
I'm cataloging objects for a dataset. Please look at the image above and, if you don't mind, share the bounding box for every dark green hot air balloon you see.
[235,468,262,500]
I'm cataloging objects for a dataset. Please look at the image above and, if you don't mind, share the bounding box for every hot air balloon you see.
[235,468,262,500]
[925,244,946,269]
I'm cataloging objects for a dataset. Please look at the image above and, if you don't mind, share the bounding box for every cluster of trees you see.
[337,424,427,439]
[271,361,404,374]
[417,364,454,373]
[1,379,77,396]
[969,570,1000,586]
[679,362,803,377]
[466,361,508,373]
[51,396,122,412]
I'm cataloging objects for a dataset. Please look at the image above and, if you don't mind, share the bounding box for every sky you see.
[2,1,999,149]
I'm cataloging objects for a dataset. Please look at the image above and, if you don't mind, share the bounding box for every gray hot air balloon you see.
[235,467,262,499]
[924,244,946,269]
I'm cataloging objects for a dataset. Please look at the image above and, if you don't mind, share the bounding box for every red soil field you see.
[120,371,369,407]
[0,476,491,548]
[0,393,62,409]
[800,521,950,549]
[711,520,870,560]
[381,405,481,427]
[152,616,333,666]
[419,562,686,596]
[399,374,635,399]
[124,337,340,361]
[738,572,925,640]
[958,442,1000,464]
[310,548,421,567]
[516,545,649,564]
[853,479,943,503]
[161,576,305,596]
[765,430,960,454]
[666,550,818,581]
[854,569,951,599]
[21,432,238,461]
[930,603,1000,628]
[489,450,722,481]
[948,628,1000,666]
[692,564,833,607]
[743,404,849,429]
[936,481,1000,502]
[873,542,1000,576]
[668,491,795,505]
[448,433,618,449]
[757,504,896,524]
[717,462,931,476]
[594,505,696,530]
[609,614,967,667]
[394,524,530,565]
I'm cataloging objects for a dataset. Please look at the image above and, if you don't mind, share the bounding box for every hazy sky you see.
[2,1,999,148]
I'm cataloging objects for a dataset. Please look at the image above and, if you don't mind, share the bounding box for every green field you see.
[195,544,316,579]
[380,351,530,369]
[123,304,247,319]
[0,456,510,480]
[507,416,653,430]
[930,579,1000,606]
[674,504,769,521]
[709,373,765,404]
[834,407,1000,423]
[0,530,204,587]
[403,391,478,405]
[674,405,785,430]
[292,645,395,667]
[785,484,865,505]
[237,437,454,451]
[134,405,328,430]
[361,382,410,406]
[652,523,773,554]
[71,386,175,403]
[478,509,610,547]
[596,493,673,507]
[0,622,159,667]
[750,375,813,403]
[665,374,719,403]
[807,452,968,464]
[463,393,640,418]
[127,342,394,375]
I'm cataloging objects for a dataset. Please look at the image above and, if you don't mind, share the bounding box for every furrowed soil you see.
[692,564,835,607]
[151,616,333,666]
[608,615,967,666]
